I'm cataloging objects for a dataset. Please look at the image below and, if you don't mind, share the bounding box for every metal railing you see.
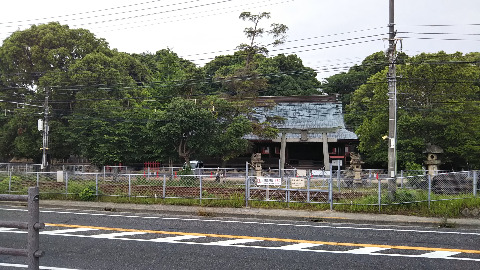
[1,168,478,212]
[0,187,45,270]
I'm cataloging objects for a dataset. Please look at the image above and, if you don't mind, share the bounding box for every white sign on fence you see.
[256,177,281,186]
[312,170,330,176]
[290,177,306,188]
[332,160,343,166]
[296,170,307,177]
[56,171,64,182]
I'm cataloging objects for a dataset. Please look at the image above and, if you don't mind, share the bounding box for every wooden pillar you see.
[323,132,330,171]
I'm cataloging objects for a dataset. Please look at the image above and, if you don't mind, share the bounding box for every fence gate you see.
[246,169,332,206]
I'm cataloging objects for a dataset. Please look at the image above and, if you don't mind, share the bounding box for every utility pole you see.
[387,0,397,197]
[41,88,49,171]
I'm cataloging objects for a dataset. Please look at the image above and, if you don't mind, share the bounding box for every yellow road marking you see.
[46,223,480,254]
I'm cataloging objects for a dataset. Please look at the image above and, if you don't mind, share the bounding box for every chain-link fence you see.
[0,170,247,202]
[0,168,478,211]
[246,169,479,210]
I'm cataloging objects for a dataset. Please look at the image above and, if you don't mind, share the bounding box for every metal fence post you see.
[245,162,249,207]
[428,174,432,209]
[8,170,12,192]
[307,170,311,203]
[163,174,166,199]
[329,163,333,210]
[473,171,477,197]
[199,175,202,203]
[95,173,99,198]
[65,171,69,198]
[128,174,131,198]
[400,170,404,188]
[36,172,39,187]
[286,176,290,206]
[337,163,341,192]
[378,177,382,212]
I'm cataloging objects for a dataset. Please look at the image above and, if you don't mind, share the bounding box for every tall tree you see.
[133,49,206,99]
[322,51,408,108]
[347,51,480,169]
[257,54,320,96]
[237,12,288,67]
[147,97,219,164]
[212,12,288,100]
[0,22,112,162]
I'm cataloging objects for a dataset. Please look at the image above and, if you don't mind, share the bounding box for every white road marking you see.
[277,243,322,250]
[417,251,461,258]
[2,206,480,238]
[150,235,205,242]
[91,231,146,239]
[44,228,98,235]
[207,239,263,246]
[1,225,479,262]
[348,247,390,254]
[0,227,16,232]
[0,262,80,270]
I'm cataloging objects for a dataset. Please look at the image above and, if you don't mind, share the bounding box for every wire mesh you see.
[1,169,477,209]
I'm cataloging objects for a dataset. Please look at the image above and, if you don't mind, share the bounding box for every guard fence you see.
[0,167,478,211]
[0,187,44,270]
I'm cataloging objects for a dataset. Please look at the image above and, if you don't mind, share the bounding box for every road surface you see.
[1,204,480,269]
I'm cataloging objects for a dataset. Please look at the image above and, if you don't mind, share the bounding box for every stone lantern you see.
[251,153,264,177]
[349,152,364,181]
[345,152,364,186]
[423,144,443,176]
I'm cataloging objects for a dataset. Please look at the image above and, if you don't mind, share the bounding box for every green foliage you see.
[0,175,28,193]
[237,11,288,66]
[78,186,97,201]
[322,51,408,108]
[0,109,42,162]
[404,162,423,176]
[147,97,219,163]
[258,54,321,96]
[177,167,193,176]
[347,51,480,170]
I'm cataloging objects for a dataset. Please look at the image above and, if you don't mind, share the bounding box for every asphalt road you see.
[1,204,480,270]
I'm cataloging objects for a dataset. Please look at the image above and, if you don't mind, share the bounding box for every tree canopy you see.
[346,51,480,170]
[5,19,478,172]
[0,17,321,167]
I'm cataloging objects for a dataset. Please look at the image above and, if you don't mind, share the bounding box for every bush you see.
[78,186,96,201]
[0,175,29,193]
[177,167,193,176]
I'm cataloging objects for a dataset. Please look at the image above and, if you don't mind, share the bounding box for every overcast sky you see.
[1,0,479,79]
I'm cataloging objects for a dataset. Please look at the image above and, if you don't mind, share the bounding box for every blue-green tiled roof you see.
[247,98,357,140]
